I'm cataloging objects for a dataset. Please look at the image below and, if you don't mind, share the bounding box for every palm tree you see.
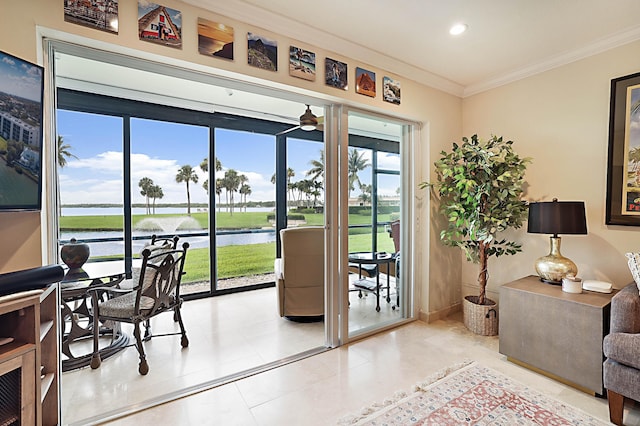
[306,149,324,182]
[238,174,248,208]
[57,135,78,168]
[200,158,208,194]
[630,146,640,172]
[223,169,240,214]
[348,148,370,197]
[138,177,154,214]
[215,178,223,211]
[271,167,296,206]
[359,183,372,205]
[175,165,199,216]
[148,184,164,214]
[199,157,222,196]
[239,183,252,211]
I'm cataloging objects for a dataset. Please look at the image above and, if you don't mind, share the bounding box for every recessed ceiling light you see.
[449,23,468,36]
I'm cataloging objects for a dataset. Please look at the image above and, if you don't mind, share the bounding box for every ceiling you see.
[184,0,640,97]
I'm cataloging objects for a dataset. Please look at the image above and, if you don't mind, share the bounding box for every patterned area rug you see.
[338,361,607,425]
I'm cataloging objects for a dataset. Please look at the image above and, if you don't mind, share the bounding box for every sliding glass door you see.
[344,109,409,338]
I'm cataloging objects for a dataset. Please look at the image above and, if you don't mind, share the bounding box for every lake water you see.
[62,206,274,216]
[60,206,277,257]
[60,230,276,257]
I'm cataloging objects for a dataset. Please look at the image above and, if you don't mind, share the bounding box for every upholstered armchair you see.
[603,282,640,425]
[274,226,324,319]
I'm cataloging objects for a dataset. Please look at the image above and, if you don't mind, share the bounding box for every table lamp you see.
[527,198,587,284]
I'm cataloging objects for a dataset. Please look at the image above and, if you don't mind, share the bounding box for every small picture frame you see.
[247,33,278,71]
[289,46,316,81]
[138,2,182,49]
[325,58,347,90]
[64,0,119,34]
[355,67,376,97]
[383,77,401,105]
[198,18,234,60]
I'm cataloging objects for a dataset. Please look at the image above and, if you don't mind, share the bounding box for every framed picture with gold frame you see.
[606,71,640,225]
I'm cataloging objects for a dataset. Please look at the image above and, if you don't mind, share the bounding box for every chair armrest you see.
[274,258,284,281]
[603,333,640,370]
[610,283,640,334]
[86,286,136,295]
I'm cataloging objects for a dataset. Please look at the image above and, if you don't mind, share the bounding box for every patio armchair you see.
[88,241,190,375]
[603,282,640,425]
[274,226,324,320]
[121,234,181,340]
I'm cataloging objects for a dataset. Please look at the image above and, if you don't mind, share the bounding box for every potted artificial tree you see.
[422,134,530,335]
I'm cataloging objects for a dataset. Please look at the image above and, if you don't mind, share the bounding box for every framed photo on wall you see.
[289,46,315,81]
[198,18,234,60]
[325,58,347,90]
[247,33,277,71]
[383,76,401,105]
[64,0,119,34]
[355,67,376,97]
[138,2,182,49]
[605,71,640,225]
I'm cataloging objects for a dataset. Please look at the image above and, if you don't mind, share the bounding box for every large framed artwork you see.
[606,71,640,225]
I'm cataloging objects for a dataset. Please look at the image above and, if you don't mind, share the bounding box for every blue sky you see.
[0,52,42,102]
[57,110,400,205]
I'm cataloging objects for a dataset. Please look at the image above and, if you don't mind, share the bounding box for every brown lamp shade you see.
[527,199,587,236]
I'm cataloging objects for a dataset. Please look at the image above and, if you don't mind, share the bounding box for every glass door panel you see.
[130,118,210,295]
[56,110,124,263]
[286,137,325,219]
[346,111,404,337]
[213,128,276,292]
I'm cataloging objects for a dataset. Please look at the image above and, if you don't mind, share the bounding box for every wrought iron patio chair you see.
[88,241,189,375]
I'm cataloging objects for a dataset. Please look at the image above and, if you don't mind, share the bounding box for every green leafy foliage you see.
[421,135,531,303]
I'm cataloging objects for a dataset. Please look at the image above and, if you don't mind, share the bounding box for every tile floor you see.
[63,286,640,426]
[62,280,401,424]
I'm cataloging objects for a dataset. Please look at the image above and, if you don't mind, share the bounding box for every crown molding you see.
[189,0,465,97]
[464,24,640,97]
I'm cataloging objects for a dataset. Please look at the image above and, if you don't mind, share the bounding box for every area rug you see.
[338,361,608,425]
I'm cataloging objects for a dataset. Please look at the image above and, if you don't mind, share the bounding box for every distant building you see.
[19,147,40,174]
[0,111,41,147]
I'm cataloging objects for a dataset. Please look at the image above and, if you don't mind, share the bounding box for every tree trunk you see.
[478,241,488,305]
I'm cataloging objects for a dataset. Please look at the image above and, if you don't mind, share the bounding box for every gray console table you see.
[499,275,616,396]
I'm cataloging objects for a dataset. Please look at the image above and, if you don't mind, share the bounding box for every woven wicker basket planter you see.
[463,295,498,336]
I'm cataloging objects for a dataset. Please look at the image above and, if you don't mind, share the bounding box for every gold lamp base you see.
[534,236,578,284]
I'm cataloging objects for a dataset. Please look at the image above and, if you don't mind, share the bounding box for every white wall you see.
[0,0,463,319]
[463,39,640,300]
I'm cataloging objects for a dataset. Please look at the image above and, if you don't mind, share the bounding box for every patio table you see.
[348,252,393,312]
[60,260,139,371]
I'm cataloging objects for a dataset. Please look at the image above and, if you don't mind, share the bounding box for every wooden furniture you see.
[0,285,59,425]
[499,275,616,396]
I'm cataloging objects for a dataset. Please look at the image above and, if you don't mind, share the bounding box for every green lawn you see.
[62,211,396,284]
[183,231,395,283]
[59,211,394,231]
